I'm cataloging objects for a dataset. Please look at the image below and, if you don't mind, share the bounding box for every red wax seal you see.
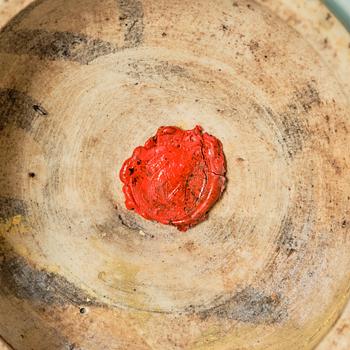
[119,125,226,231]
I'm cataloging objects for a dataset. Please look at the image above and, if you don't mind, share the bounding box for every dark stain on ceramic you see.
[0,89,48,132]
[294,83,321,113]
[198,287,287,324]
[0,247,102,307]
[277,215,299,257]
[118,0,144,48]
[0,0,144,64]
[127,60,189,81]
[117,213,143,231]
[0,30,116,64]
[0,197,28,219]
[264,101,309,160]
[279,109,308,159]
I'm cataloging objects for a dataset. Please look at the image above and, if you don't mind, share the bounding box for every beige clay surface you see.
[0,1,349,349]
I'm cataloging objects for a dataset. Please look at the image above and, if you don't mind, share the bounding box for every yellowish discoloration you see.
[99,258,145,309]
[129,309,152,328]
[0,215,29,236]
[191,325,222,349]
[98,260,139,293]
[89,235,146,308]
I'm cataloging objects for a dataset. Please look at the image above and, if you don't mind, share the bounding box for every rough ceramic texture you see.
[0,0,30,28]
[0,0,349,349]
[253,4,350,349]
[257,0,350,94]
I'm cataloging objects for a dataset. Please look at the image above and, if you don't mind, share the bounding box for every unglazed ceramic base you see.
[0,1,349,350]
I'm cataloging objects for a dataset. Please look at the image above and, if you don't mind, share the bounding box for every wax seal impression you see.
[119,125,226,231]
